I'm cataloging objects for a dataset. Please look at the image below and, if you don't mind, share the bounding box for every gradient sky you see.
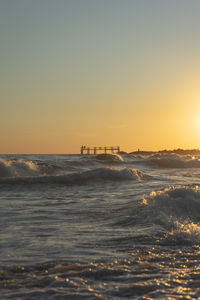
[1,0,200,153]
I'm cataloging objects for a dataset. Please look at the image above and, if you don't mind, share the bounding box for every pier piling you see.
[80,146,120,155]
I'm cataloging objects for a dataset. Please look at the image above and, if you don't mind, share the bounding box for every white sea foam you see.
[162,219,200,245]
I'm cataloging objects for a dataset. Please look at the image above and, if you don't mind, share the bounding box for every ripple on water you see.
[1,246,200,299]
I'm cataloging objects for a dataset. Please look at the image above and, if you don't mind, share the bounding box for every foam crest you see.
[145,153,200,168]
[0,158,39,177]
[162,220,200,245]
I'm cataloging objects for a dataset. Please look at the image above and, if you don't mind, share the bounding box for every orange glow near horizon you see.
[1,96,200,154]
[1,84,200,154]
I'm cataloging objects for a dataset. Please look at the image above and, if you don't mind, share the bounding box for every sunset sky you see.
[1,0,200,153]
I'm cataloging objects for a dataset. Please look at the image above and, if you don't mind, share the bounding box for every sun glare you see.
[193,115,200,131]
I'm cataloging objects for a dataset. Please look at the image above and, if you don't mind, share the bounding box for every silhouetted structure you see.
[81,146,120,155]
[130,148,200,156]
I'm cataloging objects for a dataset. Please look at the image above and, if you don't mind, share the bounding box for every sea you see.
[1,152,200,299]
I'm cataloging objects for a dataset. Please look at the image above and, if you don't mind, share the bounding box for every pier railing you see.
[81,146,120,155]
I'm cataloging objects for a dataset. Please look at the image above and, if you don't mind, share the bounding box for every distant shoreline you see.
[128,149,200,156]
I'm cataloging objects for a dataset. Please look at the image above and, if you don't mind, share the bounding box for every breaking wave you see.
[142,186,200,244]
[114,185,200,245]
[0,158,39,177]
[142,153,200,168]
[141,185,200,222]
[0,167,149,185]
[144,185,200,244]
[0,157,90,178]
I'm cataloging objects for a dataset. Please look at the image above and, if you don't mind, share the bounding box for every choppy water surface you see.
[1,153,200,299]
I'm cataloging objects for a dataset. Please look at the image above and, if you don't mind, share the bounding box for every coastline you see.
[129,148,200,156]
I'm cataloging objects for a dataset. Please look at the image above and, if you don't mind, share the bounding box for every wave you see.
[113,185,200,245]
[144,185,200,245]
[0,157,88,178]
[95,153,124,162]
[0,167,149,185]
[141,185,200,223]
[142,153,200,168]
[0,158,40,177]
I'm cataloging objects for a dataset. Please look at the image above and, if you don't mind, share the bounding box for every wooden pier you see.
[81,146,120,155]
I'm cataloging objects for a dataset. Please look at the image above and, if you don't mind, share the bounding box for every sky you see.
[1,0,200,154]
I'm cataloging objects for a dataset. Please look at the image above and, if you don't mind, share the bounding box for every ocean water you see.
[1,153,200,299]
